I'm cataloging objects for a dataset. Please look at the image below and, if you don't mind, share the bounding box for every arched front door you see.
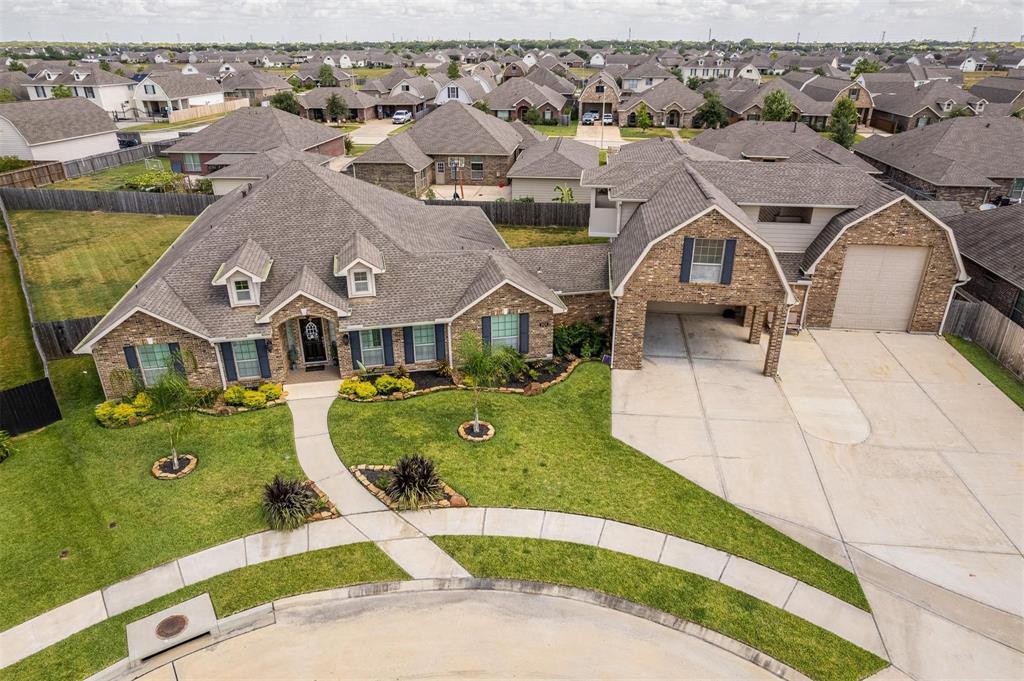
[667,110,680,127]
[516,105,529,120]
[298,316,328,364]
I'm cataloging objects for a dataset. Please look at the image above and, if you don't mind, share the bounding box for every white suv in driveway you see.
[602,113,615,125]
[392,110,412,124]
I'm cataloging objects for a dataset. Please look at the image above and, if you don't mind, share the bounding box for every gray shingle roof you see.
[968,76,1024,104]
[336,231,385,272]
[222,70,291,91]
[524,66,576,95]
[166,107,344,154]
[205,145,330,179]
[715,78,832,117]
[351,133,432,170]
[511,244,611,293]
[693,160,893,206]
[0,98,117,144]
[214,238,273,283]
[408,101,522,156]
[619,78,703,113]
[483,77,567,112]
[28,65,134,87]
[146,72,223,98]
[945,204,1024,288]
[622,60,673,80]
[509,120,547,147]
[506,137,598,179]
[868,80,981,118]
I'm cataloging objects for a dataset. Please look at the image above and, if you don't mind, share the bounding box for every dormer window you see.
[349,268,375,296]
[943,100,952,111]
[234,279,252,303]
[975,101,985,112]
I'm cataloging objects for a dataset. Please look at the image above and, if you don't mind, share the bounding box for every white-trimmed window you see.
[137,343,172,386]
[183,153,201,172]
[435,160,445,175]
[144,83,156,95]
[690,238,726,283]
[447,86,458,98]
[360,329,385,366]
[230,277,257,305]
[83,87,95,98]
[470,157,484,181]
[1008,178,1024,201]
[412,325,436,362]
[349,269,374,296]
[490,314,519,350]
[231,340,261,378]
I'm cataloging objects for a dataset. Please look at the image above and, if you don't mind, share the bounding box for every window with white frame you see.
[34,86,45,97]
[1009,178,1024,201]
[447,86,458,98]
[435,160,445,175]
[144,84,156,95]
[360,329,385,366]
[351,269,372,295]
[232,278,253,304]
[470,157,484,180]
[137,343,172,386]
[231,340,261,378]
[490,313,519,349]
[412,325,436,362]
[183,153,201,172]
[84,87,95,98]
[690,238,726,283]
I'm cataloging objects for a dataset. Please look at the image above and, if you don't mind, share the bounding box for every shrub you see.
[121,170,185,192]
[260,476,317,531]
[385,455,444,510]
[0,431,14,464]
[132,392,154,416]
[94,400,137,427]
[242,390,267,409]
[0,156,32,173]
[191,178,213,194]
[94,400,116,424]
[258,383,283,401]
[354,381,378,399]
[375,374,402,394]
[338,376,362,396]
[395,376,415,393]
[496,346,530,381]
[553,321,608,359]
[223,385,247,406]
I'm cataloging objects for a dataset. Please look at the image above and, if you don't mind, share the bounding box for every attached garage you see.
[831,245,929,331]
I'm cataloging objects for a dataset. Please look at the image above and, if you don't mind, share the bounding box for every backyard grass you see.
[8,210,192,321]
[49,158,172,192]
[121,112,230,132]
[439,537,888,681]
[529,123,578,137]
[328,362,868,609]
[349,67,395,81]
[570,67,598,79]
[0,356,304,631]
[946,334,1024,409]
[496,225,607,248]
[387,121,414,136]
[677,127,703,140]
[0,228,43,389]
[599,149,607,165]
[963,70,1007,89]
[349,143,375,156]
[3,543,406,681]
[819,131,866,145]
[620,126,673,139]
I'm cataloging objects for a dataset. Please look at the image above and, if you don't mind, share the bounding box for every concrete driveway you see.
[347,118,397,145]
[575,121,625,148]
[613,313,1024,679]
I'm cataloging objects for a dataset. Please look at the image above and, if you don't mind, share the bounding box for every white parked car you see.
[602,113,614,125]
[392,110,413,124]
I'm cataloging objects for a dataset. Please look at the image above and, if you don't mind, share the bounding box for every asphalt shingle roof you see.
[506,137,598,179]
[407,101,522,156]
[205,145,330,179]
[351,133,433,170]
[0,98,117,144]
[166,107,344,154]
[511,244,611,293]
[945,204,1024,288]
[145,71,223,98]
[483,77,567,112]
[619,78,703,113]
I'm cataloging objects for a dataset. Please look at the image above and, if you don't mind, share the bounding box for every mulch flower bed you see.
[458,420,495,442]
[151,454,198,480]
[199,397,287,416]
[350,464,468,510]
[306,480,340,521]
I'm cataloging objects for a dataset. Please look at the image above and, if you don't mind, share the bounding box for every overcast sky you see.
[3,0,1022,44]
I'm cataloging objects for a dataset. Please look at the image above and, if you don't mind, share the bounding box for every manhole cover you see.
[155,614,189,639]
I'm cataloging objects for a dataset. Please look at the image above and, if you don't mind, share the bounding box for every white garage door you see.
[832,245,928,331]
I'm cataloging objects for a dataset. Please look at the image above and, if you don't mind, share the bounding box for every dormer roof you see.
[334,232,385,275]
[256,265,350,323]
[212,238,273,284]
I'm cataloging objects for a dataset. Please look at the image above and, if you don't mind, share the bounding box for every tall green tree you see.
[761,89,794,121]
[146,351,201,471]
[317,64,337,87]
[416,64,428,76]
[325,92,347,122]
[99,60,111,71]
[51,84,73,98]
[851,59,881,78]
[634,102,653,130]
[269,90,301,114]
[827,97,859,148]
[686,75,702,90]
[447,59,460,80]
[8,60,26,73]
[693,89,728,129]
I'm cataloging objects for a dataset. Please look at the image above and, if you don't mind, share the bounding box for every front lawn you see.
[620,127,673,139]
[387,121,414,136]
[349,143,375,156]
[327,362,867,608]
[0,356,304,631]
[121,112,230,132]
[0,228,43,389]
[946,334,1024,409]
[4,543,406,681]
[439,537,887,681]
[677,127,703,140]
[529,123,578,137]
[49,159,172,192]
[496,225,607,248]
[8,210,192,321]
[350,67,395,81]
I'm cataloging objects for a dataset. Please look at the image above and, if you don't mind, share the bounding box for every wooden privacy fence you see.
[167,99,248,124]
[943,298,1024,379]
[61,141,177,179]
[0,187,217,215]
[33,316,104,360]
[423,199,590,227]
[0,161,67,189]
[0,378,62,436]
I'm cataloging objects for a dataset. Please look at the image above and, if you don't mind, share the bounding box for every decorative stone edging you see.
[151,454,197,480]
[306,480,339,521]
[340,358,583,403]
[349,465,467,510]
[458,420,495,442]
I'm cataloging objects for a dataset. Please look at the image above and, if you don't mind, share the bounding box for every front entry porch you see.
[280,315,340,383]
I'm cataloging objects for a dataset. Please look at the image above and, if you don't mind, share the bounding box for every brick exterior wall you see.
[168,152,222,176]
[803,200,960,332]
[92,311,221,398]
[611,210,790,373]
[432,154,514,186]
[853,159,996,209]
[962,259,1021,317]
[449,283,555,360]
[578,82,620,114]
[309,136,347,157]
[617,105,695,128]
[269,295,343,381]
[348,162,431,197]
[559,292,614,331]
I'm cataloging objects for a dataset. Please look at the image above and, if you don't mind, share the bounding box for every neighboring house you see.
[617,78,702,128]
[945,204,1024,326]
[205,145,330,196]
[132,72,224,117]
[883,63,963,86]
[502,60,532,79]
[506,137,598,202]
[968,76,1024,106]
[375,76,438,118]
[359,68,415,97]
[690,121,881,173]
[677,55,761,82]
[431,76,492,106]
[0,98,119,161]
[292,64,354,88]
[579,137,965,375]
[620,60,673,93]
[348,132,434,197]
[577,72,621,117]
[867,80,989,133]
[221,70,291,105]
[707,78,833,130]
[24,65,138,118]
[75,160,592,398]
[589,52,606,68]
[164,106,346,175]
[298,86,379,122]
[781,72,875,124]
[0,70,31,100]
[483,77,568,122]
[524,66,576,98]
[854,116,1024,207]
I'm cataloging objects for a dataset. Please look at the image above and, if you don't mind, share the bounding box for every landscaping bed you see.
[49,159,173,192]
[351,464,467,509]
[94,382,286,428]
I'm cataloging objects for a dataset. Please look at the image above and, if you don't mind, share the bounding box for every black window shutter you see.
[720,239,737,285]
[221,342,237,381]
[518,313,530,354]
[255,340,272,378]
[680,237,695,283]
[123,346,140,371]
[350,331,362,366]
[403,327,415,364]
[481,316,491,347]
[168,342,185,376]
[382,329,395,366]
[434,323,446,361]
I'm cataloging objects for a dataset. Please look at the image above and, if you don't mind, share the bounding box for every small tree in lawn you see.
[270,90,301,115]
[416,64,428,76]
[317,64,338,87]
[522,106,542,125]
[828,97,859,148]
[52,84,73,98]
[455,331,519,435]
[761,89,794,121]
[686,75,702,90]
[693,89,728,129]
[553,184,575,203]
[447,59,461,80]
[634,102,652,130]
[325,93,347,122]
[146,350,200,472]
[852,60,881,78]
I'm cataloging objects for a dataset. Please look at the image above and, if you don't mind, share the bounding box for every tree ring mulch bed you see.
[350,464,467,509]
[458,420,495,442]
[151,454,198,480]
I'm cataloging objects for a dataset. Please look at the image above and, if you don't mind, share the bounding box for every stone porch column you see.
[762,304,789,377]
[747,306,766,344]
[611,299,646,370]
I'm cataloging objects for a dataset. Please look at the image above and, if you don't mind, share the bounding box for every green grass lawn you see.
[8,210,192,321]
[0,356,304,631]
[570,67,598,79]
[440,537,887,681]
[496,225,607,248]
[4,543,406,681]
[620,126,673,139]
[387,121,414,136]
[677,127,703,140]
[334,123,362,134]
[122,112,229,132]
[328,362,867,608]
[819,131,866,145]
[349,143,375,157]
[530,123,578,137]
[49,159,172,192]
[350,67,395,81]
[0,228,43,389]
[946,334,1024,409]
[599,149,607,165]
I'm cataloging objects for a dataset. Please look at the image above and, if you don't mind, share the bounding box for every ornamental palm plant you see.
[455,331,521,435]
